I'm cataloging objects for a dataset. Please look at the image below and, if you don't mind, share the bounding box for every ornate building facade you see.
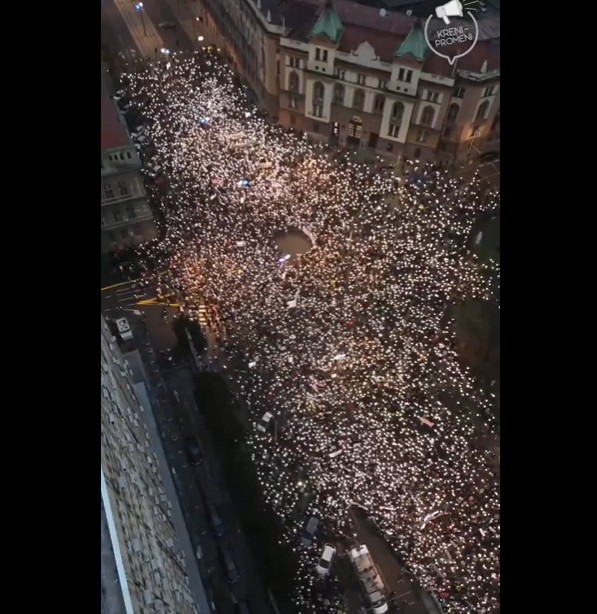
[101,97,157,254]
[196,0,500,163]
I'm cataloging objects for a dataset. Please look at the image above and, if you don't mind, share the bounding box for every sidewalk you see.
[165,0,199,46]
[130,368,212,613]
[114,0,163,57]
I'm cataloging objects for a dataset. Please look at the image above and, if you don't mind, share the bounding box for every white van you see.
[316,544,336,575]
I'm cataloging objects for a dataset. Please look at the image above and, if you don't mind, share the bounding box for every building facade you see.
[101,317,198,613]
[101,97,156,254]
[196,0,500,163]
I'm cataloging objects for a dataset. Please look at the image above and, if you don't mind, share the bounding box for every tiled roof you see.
[338,25,402,63]
[396,21,428,62]
[277,0,499,71]
[310,0,344,43]
[421,52,455,78]
[454,39,500,73]
[101,97,130,151]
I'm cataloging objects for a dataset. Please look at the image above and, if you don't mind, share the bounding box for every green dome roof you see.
[310,0,344,45]
[396,22,429,62]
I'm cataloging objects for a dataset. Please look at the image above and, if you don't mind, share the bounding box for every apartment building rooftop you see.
[101,96,130,151]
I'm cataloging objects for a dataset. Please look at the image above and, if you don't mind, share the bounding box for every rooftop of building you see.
[273,0,499,76]
[101,96,130,152]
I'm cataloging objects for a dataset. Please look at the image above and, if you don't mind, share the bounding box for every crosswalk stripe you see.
[198,305,208,325]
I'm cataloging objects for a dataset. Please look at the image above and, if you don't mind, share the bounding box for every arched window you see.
[352,89,364,110]
[348,116,363,139]
[312,81,324,103]
[312,81,324,118]
[421,105,435,127]
[373,94,385,113]
[288,71,299,92]
[446,103,459,124]
[475,100,490,122]
[334,84,345,104]
[388,102,404,138]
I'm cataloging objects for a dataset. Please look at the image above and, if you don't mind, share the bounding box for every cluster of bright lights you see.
[121,50,500,614]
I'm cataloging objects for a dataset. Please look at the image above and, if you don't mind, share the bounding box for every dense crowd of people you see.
[121,49,500,614]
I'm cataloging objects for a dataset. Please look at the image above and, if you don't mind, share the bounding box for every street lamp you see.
[135,3,147,37]
[197,35,204,42]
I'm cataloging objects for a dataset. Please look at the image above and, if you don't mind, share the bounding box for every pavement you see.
[102,0,200,60]
[275,231,312,258]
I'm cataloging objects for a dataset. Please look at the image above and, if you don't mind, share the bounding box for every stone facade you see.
[196,0,500,163]
[101,317,198,613]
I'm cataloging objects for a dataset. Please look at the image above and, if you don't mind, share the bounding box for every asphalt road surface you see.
[348,507,439,614]
[102,0,195,58]
[275,231,313,259]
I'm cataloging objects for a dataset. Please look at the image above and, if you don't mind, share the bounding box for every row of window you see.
[105,227,138,242]
[288,64,496,103]
[101,151,133,169]
[310,116,431,146]
[301,85,490,126]
[103,181,131,200]
[305,97,490,141]
[101,206,138,226]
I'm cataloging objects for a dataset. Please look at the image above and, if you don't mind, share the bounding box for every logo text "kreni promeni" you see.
[434,25,474,47]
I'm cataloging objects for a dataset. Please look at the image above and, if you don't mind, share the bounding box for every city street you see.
[100,12,499,612]
[102,0,209,60]
[348,507,440,614]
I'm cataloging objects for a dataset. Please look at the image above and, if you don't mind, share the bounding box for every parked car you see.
[301,515,320,546]
[256,411,273,433]
[316,543,337,576]
[220,547,240,583]
[208,504,225,536]
[184,437,203,466]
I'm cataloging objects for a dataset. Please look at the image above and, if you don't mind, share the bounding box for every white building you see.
[101,97,156,254]
[100,317,199,614]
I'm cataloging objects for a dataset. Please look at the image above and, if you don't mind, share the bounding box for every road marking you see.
[198,304,209,325]
[101,280,132,292]
[136,297,181,307]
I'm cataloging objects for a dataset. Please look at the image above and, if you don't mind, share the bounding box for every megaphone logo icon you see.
[435,0,464,25]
